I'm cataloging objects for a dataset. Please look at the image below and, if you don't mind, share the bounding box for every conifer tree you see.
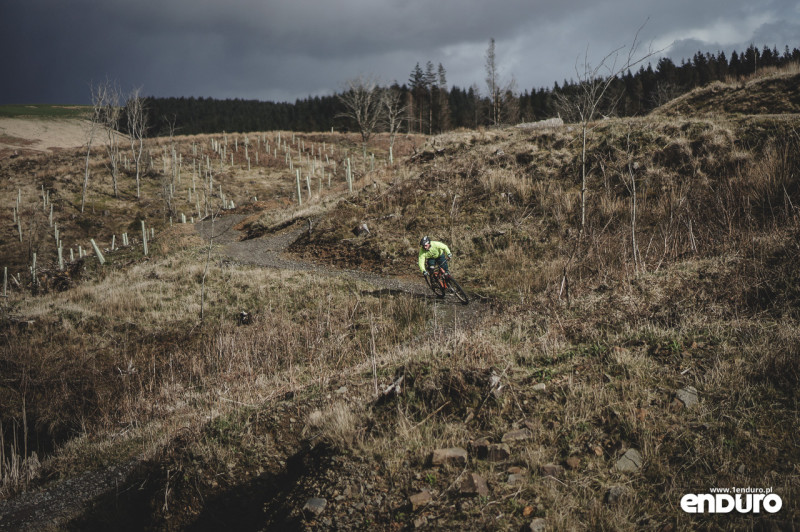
[408,63,425,133]
[729,51,741,76]
[425,61,437,134]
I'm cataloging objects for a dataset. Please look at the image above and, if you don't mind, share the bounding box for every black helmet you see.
[420,235,431,247]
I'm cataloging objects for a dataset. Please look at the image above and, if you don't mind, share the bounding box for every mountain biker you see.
[418,236,452,278]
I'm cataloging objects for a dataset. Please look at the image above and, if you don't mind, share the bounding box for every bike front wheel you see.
[446,277,469,304]
[426,274,446,298]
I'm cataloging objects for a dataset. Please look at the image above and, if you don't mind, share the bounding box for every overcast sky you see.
[1,0,798,105]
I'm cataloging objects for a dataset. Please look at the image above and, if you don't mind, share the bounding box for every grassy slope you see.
[0,105,91,118]
[1,72,800,530]
[277,116,800,529]
[654,65,800,117]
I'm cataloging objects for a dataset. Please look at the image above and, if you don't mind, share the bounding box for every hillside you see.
[653,65,800,116]
[0,116,91,159]
[1,77,799,531]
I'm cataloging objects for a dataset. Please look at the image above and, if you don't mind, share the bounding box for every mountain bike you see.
[424,259,469,304]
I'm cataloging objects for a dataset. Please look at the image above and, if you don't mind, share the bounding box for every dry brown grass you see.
[240,113,800,528]
[2,107,800,529]
[304,402,362,450]
[657,62,800,117]
[0,129,423,282]
[0,128,427,496]
[1,250,432,495]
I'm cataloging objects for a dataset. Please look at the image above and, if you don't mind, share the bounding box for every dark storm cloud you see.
[1,0,798,105]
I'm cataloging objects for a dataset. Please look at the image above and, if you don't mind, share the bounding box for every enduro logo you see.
[681,488,782,514]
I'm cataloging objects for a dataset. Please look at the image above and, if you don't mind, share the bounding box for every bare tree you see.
[556,23,659,302]
[437,63,450,132]
[337,75,385,159]
[485,38,500,126]
[199,185,226,324]
[99,80,123,197]
[485,38,518,126]
[424,61,436,135]
[162,115,178,219]
[624,131,642,274]
[82,83,104,212]
[650,80,680,108]
[383,87,408,164]
[125,87,148,198]
[555,22,657,234]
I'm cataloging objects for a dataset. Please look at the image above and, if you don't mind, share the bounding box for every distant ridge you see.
[653,65,800,116]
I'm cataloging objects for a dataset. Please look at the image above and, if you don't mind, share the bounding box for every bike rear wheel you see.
[447,277,469,304]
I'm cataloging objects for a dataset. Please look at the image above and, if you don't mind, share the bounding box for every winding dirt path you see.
[0,213,485,531]
[197,214,455,300]
[197,214,489,341]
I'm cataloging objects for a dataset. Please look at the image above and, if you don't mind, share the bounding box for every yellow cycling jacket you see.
[418,241,451,273]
